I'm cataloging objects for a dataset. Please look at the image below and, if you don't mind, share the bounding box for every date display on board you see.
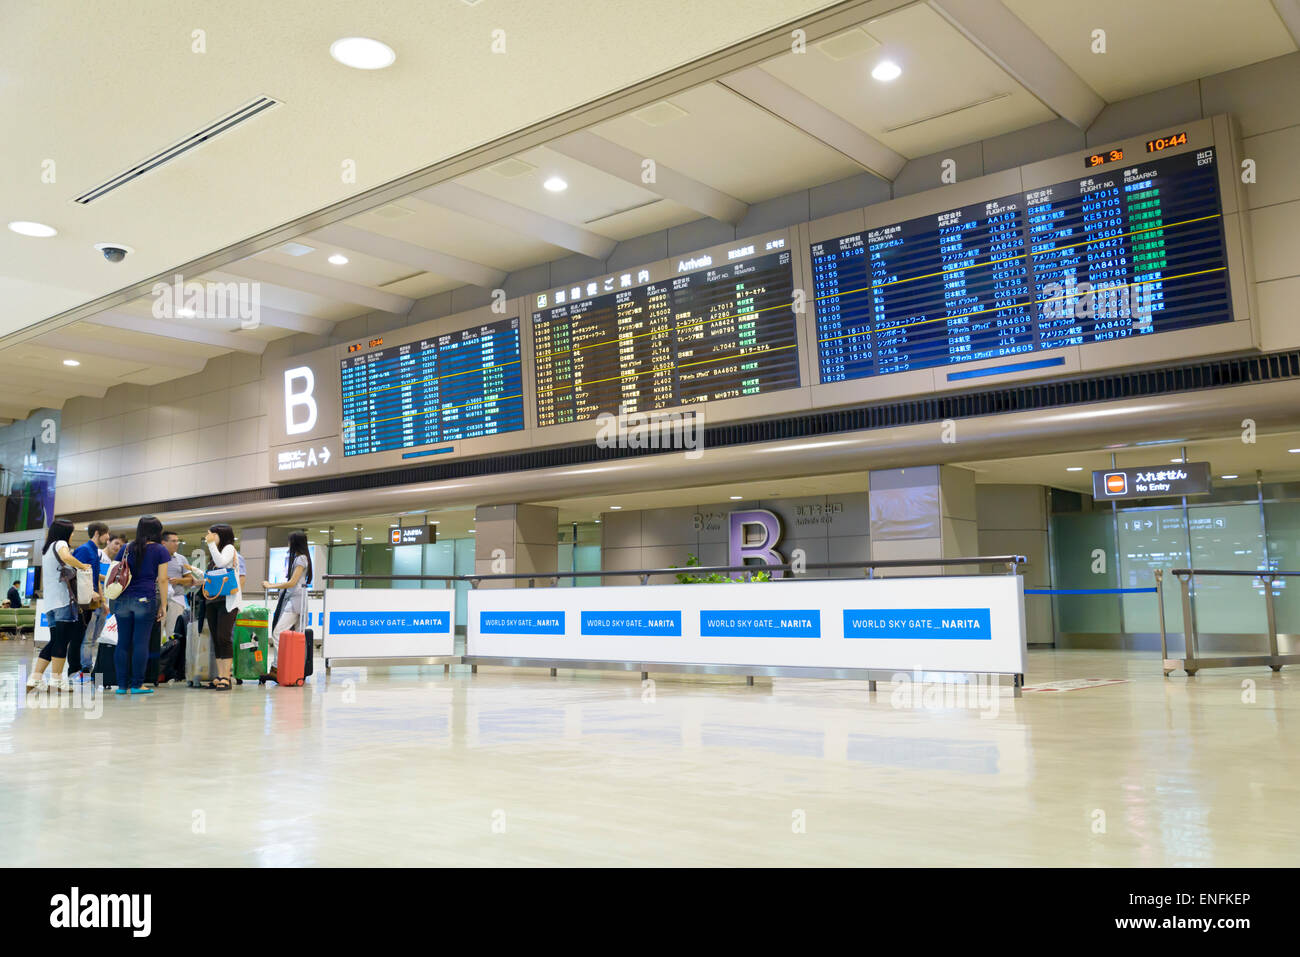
[1085,148,1124,168]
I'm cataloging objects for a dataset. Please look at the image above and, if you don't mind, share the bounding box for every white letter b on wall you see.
[285,367,317,435]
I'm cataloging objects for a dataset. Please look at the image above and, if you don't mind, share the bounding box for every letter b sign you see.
[285,367,317,435]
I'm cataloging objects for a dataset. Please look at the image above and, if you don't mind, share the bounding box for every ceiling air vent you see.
[631,100,688,127]
[488,157,537,178]
[815,27,880,61]
[72,95,280,205]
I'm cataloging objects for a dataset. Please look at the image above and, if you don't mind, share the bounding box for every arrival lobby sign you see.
[1092,462,1212,500]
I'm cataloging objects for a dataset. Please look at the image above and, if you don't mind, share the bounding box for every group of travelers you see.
[23,515,313,695]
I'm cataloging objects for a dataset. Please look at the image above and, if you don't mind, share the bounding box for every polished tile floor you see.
[1,640,1296,867]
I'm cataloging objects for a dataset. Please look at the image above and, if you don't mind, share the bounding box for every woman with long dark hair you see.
[26,517,95,693]
[204,523,242,690]
[113,515,171,695]
[262,530,312,682]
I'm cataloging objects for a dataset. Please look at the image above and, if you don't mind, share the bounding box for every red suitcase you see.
[276,630,307,686]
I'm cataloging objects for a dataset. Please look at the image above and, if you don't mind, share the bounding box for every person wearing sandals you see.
[261,530,312,683]
[26,518,97,693]
[204,523,242,690]
[113,516,171,696]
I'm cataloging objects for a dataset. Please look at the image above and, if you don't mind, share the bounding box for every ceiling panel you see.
[590,82,863,203]
[1003,0,1297,103]
[758,2,1056,158]
[203,269,366,321]
[254,242,419,288]
[454,145,663,232]
[348,202,563,272]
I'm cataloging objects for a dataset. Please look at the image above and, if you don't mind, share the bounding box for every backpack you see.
[103,559,131,600]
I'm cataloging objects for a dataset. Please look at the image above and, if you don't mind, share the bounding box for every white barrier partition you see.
[324,588,456,661]
[467,577,1027,676]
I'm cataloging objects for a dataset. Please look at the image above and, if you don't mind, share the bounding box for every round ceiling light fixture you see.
[328,253,349,265]
[63,359,81,367]
[330,37,396,70]
[871,60,902,82]
[543,176,568,192]
[8,221,57,237]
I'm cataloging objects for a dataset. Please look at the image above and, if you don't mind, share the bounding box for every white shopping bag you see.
[98,614,119,647]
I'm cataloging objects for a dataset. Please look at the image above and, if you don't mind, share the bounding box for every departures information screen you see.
[811,147,1232,383]
[532,249,800,427]
[339,317,524,456]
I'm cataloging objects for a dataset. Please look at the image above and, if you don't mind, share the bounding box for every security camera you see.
[94,242,133,263]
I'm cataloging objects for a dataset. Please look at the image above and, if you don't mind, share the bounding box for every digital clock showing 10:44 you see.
[1146,130,1188,152]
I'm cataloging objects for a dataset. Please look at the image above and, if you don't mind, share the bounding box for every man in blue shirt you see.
[72,522,110,677]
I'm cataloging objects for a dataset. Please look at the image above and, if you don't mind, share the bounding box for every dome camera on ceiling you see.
[94,242,134,263]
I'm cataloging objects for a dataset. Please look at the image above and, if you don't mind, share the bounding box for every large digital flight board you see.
[811,147,1232,383]
[339,317,524,457]
[532,249,800,427]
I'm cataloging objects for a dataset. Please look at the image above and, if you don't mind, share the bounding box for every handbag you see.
[203,568,237,600]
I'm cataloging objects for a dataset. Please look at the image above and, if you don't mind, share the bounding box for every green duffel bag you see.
[231,605,269,682]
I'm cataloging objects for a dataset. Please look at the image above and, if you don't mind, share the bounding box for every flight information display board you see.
[811,147,1232,383]
[339,317,524,456]
[532,249,800,426]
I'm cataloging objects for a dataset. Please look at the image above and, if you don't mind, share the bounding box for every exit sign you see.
[390,525,436,545]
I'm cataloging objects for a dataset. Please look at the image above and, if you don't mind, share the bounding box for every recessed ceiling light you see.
[176,307,197,318]
[330,37,396,70]
[328,253,349,265]
[364,537,374,540]
[468,529,476,533]
[730,495,743,500]
[1221,474,1239,479]
[609,505,622,510]
[1170,458,1184,463]
[1290,449,1300,454]
[62,359,80,367]
[8,221,57,238]
[543,176,568,192]
[871,60,902,82]
[1066,466,1083,472]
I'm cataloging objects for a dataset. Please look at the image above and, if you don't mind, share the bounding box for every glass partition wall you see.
[1050,480,1293,646]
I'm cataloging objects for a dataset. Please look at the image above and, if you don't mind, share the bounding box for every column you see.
[474,504,558,588]
[867,466,978,575]
[237,526,268,594]
[975,485,1054,645]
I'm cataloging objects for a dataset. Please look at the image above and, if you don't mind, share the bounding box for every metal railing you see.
[324,555,1027,588]
[1156,567,1300,676]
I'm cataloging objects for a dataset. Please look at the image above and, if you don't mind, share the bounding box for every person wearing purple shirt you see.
[114,516,171,696]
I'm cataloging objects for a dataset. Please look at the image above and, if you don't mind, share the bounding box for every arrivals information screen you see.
[339,317,524,456]
[811,147,1232,383]
[531,249,800,426]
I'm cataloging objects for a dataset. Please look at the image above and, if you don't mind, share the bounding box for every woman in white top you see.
[262,530,311,681]
[28,517,96,692]
[204,523,242,690]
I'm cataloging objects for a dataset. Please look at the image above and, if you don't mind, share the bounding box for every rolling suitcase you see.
[275,630,307,686]
[157,637,184,683]
[93,614,119,689]
[186,610,216,687]
[231,605,269,683]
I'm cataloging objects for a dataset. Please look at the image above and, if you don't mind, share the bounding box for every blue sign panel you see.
[581,611,682,637]
[699,610,821,638]
[842,608,991,640]
[329,611,451,635]
[479,611,565,635]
